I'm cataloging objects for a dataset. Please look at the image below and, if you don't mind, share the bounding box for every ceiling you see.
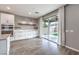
[0,4,64,19]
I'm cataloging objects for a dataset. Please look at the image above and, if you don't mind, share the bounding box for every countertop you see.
[0,34,10,40]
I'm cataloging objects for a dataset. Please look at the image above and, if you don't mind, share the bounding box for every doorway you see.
[42,16,59,44]
[49,20,59,43]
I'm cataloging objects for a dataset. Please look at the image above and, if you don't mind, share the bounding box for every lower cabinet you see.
[11,30,38,41]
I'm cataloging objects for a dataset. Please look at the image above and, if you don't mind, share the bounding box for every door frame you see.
[39,6,65,46]
[57,6,65,46]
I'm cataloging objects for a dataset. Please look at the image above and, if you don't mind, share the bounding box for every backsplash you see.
[15,15,38,30]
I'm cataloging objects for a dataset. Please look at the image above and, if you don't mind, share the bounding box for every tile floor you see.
[10,38,79,55]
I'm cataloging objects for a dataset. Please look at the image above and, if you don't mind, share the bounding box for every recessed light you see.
[6,6,11,10]
[35,11,39,14]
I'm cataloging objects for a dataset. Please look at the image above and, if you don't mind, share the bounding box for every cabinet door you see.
[1,13,8,25]
[7,14,14,25]
[1,13,14,25]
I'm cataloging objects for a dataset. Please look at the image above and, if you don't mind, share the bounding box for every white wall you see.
[39,17,44,38]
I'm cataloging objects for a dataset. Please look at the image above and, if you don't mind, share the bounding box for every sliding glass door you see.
[42,16,59,43]
[42,19,49,39]
[49,20,59,43]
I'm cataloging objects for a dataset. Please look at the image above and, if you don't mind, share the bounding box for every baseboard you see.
[65,45,79,52]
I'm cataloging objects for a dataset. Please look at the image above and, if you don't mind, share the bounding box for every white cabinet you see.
[1,13,14,25]
[12,30,38,41]
[0,13,14,34]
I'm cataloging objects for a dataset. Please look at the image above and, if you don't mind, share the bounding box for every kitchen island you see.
[0,34,10,55]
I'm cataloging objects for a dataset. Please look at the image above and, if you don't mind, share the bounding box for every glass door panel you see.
[49,21,59,43]
[42,19,49,39]
[42,16,59,44]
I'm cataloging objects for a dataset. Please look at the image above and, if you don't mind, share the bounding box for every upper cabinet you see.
[1,13,14,25]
